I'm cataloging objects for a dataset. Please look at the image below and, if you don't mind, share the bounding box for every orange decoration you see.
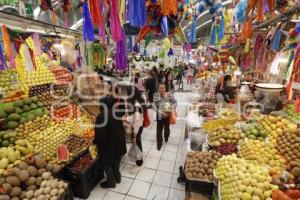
[161,0,178,16]
[1,25,13,58]
[257,0,264,22]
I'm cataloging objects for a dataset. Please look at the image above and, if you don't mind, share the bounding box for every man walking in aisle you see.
[153,83,177,150]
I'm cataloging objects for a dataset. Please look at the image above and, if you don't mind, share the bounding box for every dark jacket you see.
[93,95,127,167]
[145,77,157,93]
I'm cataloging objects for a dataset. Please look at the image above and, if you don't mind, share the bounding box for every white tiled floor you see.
[76,93,189,200]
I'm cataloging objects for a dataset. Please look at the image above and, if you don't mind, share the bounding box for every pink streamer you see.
[110,0,122,42]
[33,33,42,56]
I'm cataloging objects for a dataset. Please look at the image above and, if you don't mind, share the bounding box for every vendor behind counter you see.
[215,75,236,103]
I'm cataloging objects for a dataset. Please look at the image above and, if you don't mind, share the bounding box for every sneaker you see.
[136,160,143,166]
[115,175,121,184]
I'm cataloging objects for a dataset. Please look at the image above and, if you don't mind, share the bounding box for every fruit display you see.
[69,153,94,172]
[208,124,244,147]
[15,115,55,139]
[215,154,278,200]
[239,140,285,175]
[0,155,64,199]
[277,128,300,178]
[0,147,21,170]
[215,144,237,155]
[242,122,268,141]
[0,69,23,99]
[52,104,80,122]
[63,135,90,156]
[260,115,296,144]
[0,130,17,147]
[29,84,51,97]
[185,151,221,181]
[284,104,300,124]
[0,96,46,130]
[50,66,73,85]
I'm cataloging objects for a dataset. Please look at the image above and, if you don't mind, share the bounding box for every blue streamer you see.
[218,15,225,41]
[234,0,247,24]
[189,19,196,43]
[82,1,95,41]
[272,29,282,52]
[210,25,217,45]
[128,0,147,27]
[161,16,169,37]
[168,48,174,57]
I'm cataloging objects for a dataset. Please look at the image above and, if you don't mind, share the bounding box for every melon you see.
[57,145,69,162]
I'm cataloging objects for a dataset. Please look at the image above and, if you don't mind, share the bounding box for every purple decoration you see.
[116,30,127,70]
[151,0,157,3]
[168,48,174,57]
[82,1,95,41]
[161,16,169,37]
[263,0,269,13]
[0,46,6,71]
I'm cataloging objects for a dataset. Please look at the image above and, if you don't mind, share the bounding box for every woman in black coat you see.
[93,95,127,188]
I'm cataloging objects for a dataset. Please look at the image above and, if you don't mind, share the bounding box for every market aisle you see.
[78,92,190,200]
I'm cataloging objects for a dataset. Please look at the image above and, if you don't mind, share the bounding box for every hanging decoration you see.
[168,48,174,57]
[195,0,224,45]
[187,17,196,43]
[0,46,7,71]
[33,33,42,57]
[110,0,122,41]
[128,0,147,27]
[116,30,127,70]
[134,0,186,47]
[89,0,102,27]
[161,0,178,16]
[82,1,95,41]
[1,25,15,68]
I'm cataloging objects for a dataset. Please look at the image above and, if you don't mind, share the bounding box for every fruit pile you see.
[69,153,94,172]
[0,156,63,199]
[215,144,237,155]
[63,135,90,155]
[239,140,285,174]
[208,124,244,147]
[0,96,46,130]
[277,129,300,178]
[185,151,221,181]
[29,84,52,97]
[260,115,296,144]
[0,69,22,98]
[0,130,17,148]
[242,122,268,141]
[284,104,300,124]
[215,154,278,200]
[52,104,80,122]
[50,66,73,85]
[16,115,54,139]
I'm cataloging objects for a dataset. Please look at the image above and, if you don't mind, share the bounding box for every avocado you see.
[19,117,27,124]
[36,102,44,107]
[3,105,15,114]
[0,110,7,119]
[22,105,30,112]
[30,103,37,110]
[23,98,32,105]
[7,113,21,122]
[15,107,23,115]
[14,100,24,107]
[7,121,19,129]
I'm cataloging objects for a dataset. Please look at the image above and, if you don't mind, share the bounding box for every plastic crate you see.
[63,155,104,199]
[185,179,214,200]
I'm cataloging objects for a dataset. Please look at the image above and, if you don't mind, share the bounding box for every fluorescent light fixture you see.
[70,19,83,30]
[196,20,212,30]
[33,7,40,18]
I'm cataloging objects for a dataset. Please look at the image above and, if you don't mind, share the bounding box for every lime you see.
[2,140,9,147]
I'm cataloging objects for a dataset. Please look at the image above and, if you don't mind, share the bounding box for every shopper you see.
[93,95,127,189]
[158,66,166,83]
[126,86,148,166]
[187,65,194,85]
[145,70,157,107]
[154,83,177,150]
[132,72,145,93]
[165,68,174,91]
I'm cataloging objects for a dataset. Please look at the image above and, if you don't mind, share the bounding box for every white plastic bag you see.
[186,112,203,128]
[128,144,143,161]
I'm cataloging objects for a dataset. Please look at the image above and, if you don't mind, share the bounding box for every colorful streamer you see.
[82,1,95,41]
[89,0,102,27]
[0,46,6,71]
[128,0,147,27]
[116,30,127,70]
[161,0,178,16]
[33,33,42,56]
[161,16,169,37]
[110,0,122,42]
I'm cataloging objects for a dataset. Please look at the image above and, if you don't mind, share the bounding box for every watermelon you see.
[57,144,69,162]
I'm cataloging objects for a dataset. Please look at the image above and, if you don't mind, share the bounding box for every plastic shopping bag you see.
[143,110,151,128]
[128,144,143,161]
[169,110,177,124]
